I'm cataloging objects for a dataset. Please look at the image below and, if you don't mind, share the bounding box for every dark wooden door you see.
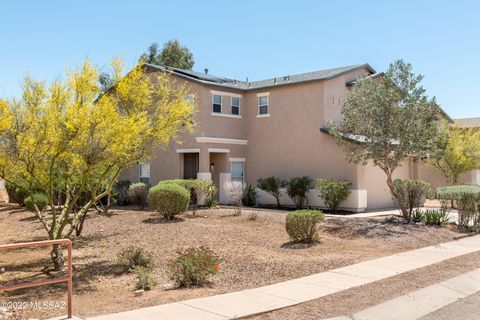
[183,153,199,179]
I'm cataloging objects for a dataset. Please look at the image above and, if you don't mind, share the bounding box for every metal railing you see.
[0,239,73,318]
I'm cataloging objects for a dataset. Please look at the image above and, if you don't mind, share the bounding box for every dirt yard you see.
[0,205,466,319]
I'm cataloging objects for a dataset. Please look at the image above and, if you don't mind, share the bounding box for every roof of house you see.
[144,63,377,91]
[456,117,480,128]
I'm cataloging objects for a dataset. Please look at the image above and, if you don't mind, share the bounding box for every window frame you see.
[212,94,222,113]
[231,96,240,115]
[139,162,151,185]
[230,161,244,182]
[258,95,269,115]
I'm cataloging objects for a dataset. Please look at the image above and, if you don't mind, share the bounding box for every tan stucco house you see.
[119,63,480,211]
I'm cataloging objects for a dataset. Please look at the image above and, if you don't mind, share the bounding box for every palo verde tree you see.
[0,59,195,269]
[429,124,480,184]
[332,60,442,218]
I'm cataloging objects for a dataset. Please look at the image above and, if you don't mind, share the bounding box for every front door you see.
[183,153,199,179]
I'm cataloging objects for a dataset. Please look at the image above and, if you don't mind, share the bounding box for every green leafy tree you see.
[332,60,441,219]
[429,124,480,184]
[257,176,284,209]
[140,39,194,70]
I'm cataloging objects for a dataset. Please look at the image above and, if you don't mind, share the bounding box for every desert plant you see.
[169,247,220,287]
[128,182,148,210]
[133,266,157,290]
[117,246,154,272]
[158,179,214,206]
[149,183,190,219]
[316,179,351,212]
[412,209,425,223]
[205,198,219,209]
[241,184,257,207]
[285,209,324,243]
[257,176,284,208]
[423,209,450,226]
[24,193,49,212]
[113,180,132,206]
[229,183,243,216]
[247,211,258,221]
[286,176,312,209]
[391,179,431,222]
[436,185,480,228]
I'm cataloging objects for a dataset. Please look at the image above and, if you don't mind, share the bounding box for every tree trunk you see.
[386,171,409,221]
[50,244,65,271]
[75,211,88,237]
[275,196,280,209]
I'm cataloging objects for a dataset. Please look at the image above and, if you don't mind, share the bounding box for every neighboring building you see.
[120,63,453,211]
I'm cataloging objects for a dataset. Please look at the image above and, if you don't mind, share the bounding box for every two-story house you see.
[119,63,468,211]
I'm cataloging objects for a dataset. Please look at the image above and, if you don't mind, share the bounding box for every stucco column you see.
[197,145,211,181]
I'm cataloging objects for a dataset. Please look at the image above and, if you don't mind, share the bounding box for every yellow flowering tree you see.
[429,125,480,184]
[0,59,195,269]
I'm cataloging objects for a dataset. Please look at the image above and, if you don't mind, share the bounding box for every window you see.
[231,97,240,115]
[231,162,244,181]
[212,94,222,113]
[139,162,150,185]
[258,96,269,115]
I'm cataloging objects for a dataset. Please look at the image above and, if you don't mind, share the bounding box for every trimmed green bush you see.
[436,185,480,199]
[128,182,148,210]
[158,179,214,206]
[241,184,257,207]
[117,246,154,272]
[133,266,157,290]
[316,179,351,212]
[436,185,480,228]
[391,179,431,222]
[285,209,324,243]
[286,176,312,209]
[149,183,190,219]
[170,247,220,287]
[24,193,49,212]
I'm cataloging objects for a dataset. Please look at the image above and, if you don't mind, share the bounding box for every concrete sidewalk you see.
[353,267,480,320]
[86,235,480,320]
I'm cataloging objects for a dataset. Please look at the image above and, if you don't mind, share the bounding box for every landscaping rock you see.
[161,282,177,290]
[134,289,145,297]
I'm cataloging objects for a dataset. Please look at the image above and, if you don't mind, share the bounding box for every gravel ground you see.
[0,205,466,319]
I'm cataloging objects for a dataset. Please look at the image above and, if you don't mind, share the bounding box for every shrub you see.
[247,211,258,221]
[169,247,220,287]
[436,185,480,228]
[423,209,450,226]
[412,209,424,223]
[128,182,148,210]
[241,184,257,207]
[117,246,154,272]
[24,193,49,212]
[133,267,157,290]
[113,180,132,206]
[5,178,39,206]
[436,185,480,199]
[149,183,190,219]
[158,179,214,206]
[285,209,324,243]
[257,176,284,208]
[205,198,219,208]
[316,179,351,212]
[286,176,312,209]
[391,179,431,222]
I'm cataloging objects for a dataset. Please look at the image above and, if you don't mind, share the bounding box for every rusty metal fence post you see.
[0,239,73,318]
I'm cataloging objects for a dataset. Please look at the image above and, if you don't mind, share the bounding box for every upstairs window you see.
[231,97,240,115]
[212,94,222,113]
[258,96,269,115]
[139,162,150,185]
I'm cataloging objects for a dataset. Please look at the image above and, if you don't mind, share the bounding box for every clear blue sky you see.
[1,0,479,119]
